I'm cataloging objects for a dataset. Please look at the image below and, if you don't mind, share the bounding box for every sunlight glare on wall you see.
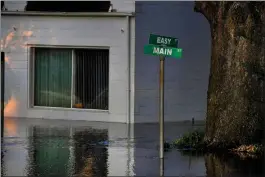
[4,94,18,117]
[4,95,18,137]
[4,56,10,64]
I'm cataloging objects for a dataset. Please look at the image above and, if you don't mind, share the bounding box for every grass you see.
[165,130,264,158]
[174,130,205,150]
[231,144,264,154]
[164,130,205,151]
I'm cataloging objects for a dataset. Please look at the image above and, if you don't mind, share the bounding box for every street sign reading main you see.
[144,44,182,58]
[149,34,178,48]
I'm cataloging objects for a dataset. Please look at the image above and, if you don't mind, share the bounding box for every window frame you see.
[28,45,110,112]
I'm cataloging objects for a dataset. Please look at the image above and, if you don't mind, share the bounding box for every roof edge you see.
[1,11,135,17]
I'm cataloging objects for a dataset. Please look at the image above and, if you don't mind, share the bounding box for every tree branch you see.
[194,1,218,24]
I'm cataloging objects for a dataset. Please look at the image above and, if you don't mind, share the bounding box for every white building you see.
[1,1,211,124]
[1,2,210,176]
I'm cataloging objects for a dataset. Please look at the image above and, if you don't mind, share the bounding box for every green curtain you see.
[34,48,72,108]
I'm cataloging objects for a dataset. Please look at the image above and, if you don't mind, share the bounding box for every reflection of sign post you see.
[144,34,182,176]
[1,52,5,138]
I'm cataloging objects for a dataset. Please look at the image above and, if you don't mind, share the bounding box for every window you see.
[32,47,109,110]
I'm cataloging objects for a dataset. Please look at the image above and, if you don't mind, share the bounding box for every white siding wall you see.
[1,1,212,124]
[130,17,135,123]
[1,2,135,176]
[1,15,134,123]
[134,1,211,123]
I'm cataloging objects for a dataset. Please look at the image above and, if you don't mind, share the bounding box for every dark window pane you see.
[73,49,109,110]
[25,1,111,12]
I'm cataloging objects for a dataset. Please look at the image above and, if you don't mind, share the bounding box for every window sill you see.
[30,106,109,113]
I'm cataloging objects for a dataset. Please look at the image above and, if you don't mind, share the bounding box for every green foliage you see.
[173,130,205,150]
[252,144,264,154]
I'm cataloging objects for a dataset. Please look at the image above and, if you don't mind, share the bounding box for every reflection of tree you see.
[73,129,108,177]
[205,153,264,177]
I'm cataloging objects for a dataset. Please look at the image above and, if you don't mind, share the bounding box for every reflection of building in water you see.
[26,126,108,177]
[27,126,71,177]
[73,129,108,177]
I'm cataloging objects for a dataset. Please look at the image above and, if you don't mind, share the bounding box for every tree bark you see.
[194,2,265,148]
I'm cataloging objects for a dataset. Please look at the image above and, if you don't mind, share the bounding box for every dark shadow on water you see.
[204,153,264,177]
[179,150,264,177]
[171,150,262,176]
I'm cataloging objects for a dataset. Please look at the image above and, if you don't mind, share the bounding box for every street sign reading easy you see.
[144,44,182,58]
[149,34,178,47]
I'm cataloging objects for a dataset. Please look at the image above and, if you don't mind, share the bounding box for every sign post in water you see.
[144,34,183,176]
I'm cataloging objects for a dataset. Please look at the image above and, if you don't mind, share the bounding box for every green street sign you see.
[144,44,182,58]
[149,34,178,47]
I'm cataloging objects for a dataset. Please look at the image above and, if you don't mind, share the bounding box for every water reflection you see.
[26,126,108,177]
[27,126,71,176]
[73,129,108,177]
[205,153,264,177]
[1,118,264,176]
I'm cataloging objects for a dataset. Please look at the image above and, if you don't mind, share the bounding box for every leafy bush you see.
[173,130,205,150]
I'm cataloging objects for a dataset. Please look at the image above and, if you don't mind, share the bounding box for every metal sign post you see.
[159,55,165,176]
[144,34,182,176]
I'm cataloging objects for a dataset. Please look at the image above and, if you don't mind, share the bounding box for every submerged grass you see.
[173,130,205,150]
[231,144,264,154]
[164,130,205,151]
[165,130,264,158]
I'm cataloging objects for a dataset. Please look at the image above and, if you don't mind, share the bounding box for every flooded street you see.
[1,118,264,176]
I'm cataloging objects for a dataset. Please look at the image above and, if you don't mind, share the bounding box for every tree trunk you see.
[194,2,265,148]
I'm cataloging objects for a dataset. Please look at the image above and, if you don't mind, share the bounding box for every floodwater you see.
[1,118,264,177]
